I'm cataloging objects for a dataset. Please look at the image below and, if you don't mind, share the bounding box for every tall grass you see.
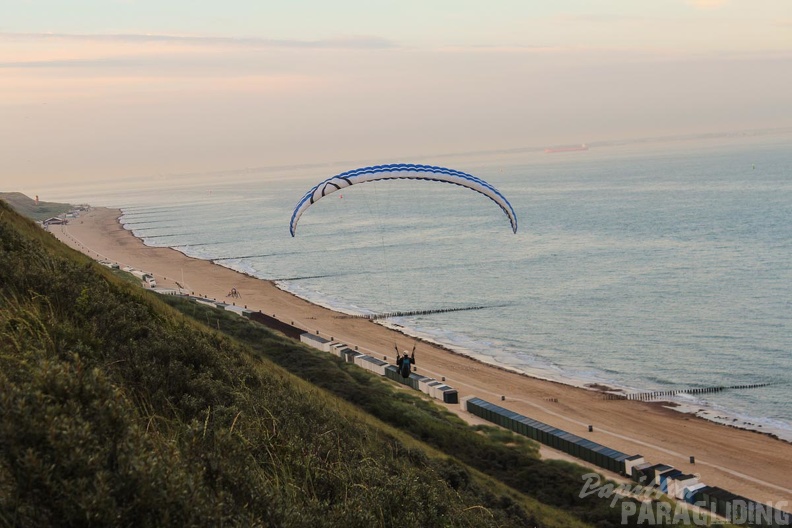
[1,201,589,527]
[0,200,719,527]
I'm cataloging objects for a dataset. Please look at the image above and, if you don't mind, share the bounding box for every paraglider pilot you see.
[395,345,416,379]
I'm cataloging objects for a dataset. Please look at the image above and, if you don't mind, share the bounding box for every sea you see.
[42,132,792,441]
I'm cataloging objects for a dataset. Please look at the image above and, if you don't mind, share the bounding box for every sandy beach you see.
[51,207,792,506]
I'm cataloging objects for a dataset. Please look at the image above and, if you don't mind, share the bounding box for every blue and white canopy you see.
[289,163,518,236]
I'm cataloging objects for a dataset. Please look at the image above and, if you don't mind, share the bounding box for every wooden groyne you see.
[603,383,773,401]
[138,232,198,239]
[270,273,341,281]
[335,304,507,321]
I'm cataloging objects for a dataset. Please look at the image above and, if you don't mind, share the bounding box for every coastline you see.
[280,284,791,444]
[51,206,792,505]
[377,323,791,444]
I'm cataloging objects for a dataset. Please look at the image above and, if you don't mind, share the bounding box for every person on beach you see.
[395,345,416,378]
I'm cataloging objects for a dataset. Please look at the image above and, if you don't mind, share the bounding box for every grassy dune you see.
[1,200,709,527]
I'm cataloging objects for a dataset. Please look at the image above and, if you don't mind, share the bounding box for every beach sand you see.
[51,207,792,505]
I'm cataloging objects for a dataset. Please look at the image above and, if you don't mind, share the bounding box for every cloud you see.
[0,32,396,50]
[0,31,398,78]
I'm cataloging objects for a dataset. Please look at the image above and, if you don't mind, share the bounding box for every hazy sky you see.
[2,1,791,191]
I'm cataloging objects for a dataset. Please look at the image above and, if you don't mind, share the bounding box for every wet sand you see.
[50,207,792,505]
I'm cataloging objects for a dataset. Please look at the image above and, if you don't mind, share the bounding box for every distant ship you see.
[544,143,588,153]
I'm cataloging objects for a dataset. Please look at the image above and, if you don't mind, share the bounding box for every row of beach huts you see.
[179,299,790,527]
[462,397,790,527]
[299,332,459,404]
[292,324,789,527]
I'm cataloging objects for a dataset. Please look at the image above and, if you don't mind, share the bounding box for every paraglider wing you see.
[289,163,518,236]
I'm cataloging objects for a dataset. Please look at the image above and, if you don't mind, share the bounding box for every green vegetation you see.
[0,193,73,222]
[0,200,719,527]
[164,296,662,527]
[0,201,572,526]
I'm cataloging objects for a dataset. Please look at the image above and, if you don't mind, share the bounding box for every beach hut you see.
[418,376,437,395]
[688,485,712,507]
[575,439,598,466]
[354,354,388,376]
[319,340,340,353]
[717,490,744,521]
[411,375,432,392]
[685,482,709,508]
[300,333,331,351]
[328,342,348,357]
[521,418,538,441]
[491,404,511,428]
[591,444,611,470]
[624,455,645,478]
[681,482,706,504]
[644,463,674,486]
[353,354,371,372]
[439,387,458,404]
[600,449,630,475]
[460,397,638,474]
[353,354,369,370]
[425,380,442,396]
[553,431,570,454]
[383,368,457,402]
[463,397,488,419]
[545,428,564,451]
[429,383,450,399]
[612,452,631,476]
[698,486,724,515]
[384,365,400,382]
[340,348,359,363]
[658,468,683,494]
[630,462,653,483]
[514,416,533,439]
[667,473,699,500]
